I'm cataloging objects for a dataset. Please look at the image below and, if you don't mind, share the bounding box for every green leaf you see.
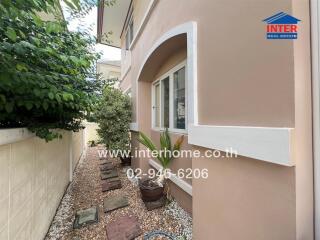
[62,93,73,101]
[42,102,48,110]
[0,94,6,103]
[16,64,28,72]
[5,102,14,113]
[55,94,61,103]
[33,89,40,96]
[5,28,17,42]
[32,14,43,26]
[30,37,40,46]
[48,92,54,100]
[62,93,69,101]
[25,102,33,110]
[64,0,77,10]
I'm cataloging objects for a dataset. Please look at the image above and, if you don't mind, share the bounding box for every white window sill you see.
[151,127,187,135]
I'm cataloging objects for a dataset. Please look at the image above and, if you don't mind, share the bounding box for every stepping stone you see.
[100,160,113,165]
[103,195,129,213]
[105,176,120,182]
[73,206,99,229]
[106,215,142,240]
[100,164,114,171]
[143,196,167,211]
[144,230,176,240]
[101,169,118,180]
[102,179,122,192]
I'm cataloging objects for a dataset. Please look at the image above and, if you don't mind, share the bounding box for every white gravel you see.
[165,201,193,240]
[45,183,74,240]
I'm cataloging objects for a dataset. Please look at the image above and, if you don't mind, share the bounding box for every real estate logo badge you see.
[263,12,300,39]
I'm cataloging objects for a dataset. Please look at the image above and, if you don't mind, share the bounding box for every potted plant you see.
[88,140,97,147]
[138,128,184,201]
[120,153,132,166]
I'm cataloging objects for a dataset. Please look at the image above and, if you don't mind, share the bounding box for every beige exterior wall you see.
[132,0,150,36]
[84,122,101,144]
[72,131,84,171]
[119,0,313,239]
[97,63,121,81]
[0,129,84,240]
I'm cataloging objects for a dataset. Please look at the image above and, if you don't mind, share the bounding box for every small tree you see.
[0,0,104,141]
[95,86,131,152]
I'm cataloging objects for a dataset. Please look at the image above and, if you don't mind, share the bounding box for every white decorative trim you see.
[189,124,294,166]
[130,122,139,131]
[0,128,35,145]
[311,0,320,238]
[129,0,158,50]
[134,21,295,167]
[136,21,198,127]
[149,159,192,196]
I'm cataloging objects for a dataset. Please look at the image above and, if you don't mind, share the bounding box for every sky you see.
[61,2,121,61]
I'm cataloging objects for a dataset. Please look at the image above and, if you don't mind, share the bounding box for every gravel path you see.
[45,147,192,240]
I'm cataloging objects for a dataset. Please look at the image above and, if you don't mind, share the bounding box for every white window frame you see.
[152,60,187,134]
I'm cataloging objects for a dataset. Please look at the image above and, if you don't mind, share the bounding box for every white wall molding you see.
[130,122,139,132]
[0,128,35,145]
[189,124,294,166]
[133,20,296,167]
[135,21,198,127]
[149,159,192,196]
[311,0,320,238]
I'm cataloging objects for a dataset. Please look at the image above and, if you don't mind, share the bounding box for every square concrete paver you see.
[100,164,114,171]
[106,215,142,240]
[101,169,118,180]
[143,197,166,211]
[73,206,99,229]
[103,195,129,213]
[102,179,122,192]
[100,160,113,165]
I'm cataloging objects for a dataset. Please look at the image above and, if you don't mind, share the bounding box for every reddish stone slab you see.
[102,179,122,192]
[106,216,142,240]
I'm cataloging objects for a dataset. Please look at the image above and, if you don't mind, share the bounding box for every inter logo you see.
[263,12,300,40]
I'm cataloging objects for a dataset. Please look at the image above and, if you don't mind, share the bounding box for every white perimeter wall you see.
[0,128,85,240]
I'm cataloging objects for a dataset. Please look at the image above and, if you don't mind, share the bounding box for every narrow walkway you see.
[45,147,189,240]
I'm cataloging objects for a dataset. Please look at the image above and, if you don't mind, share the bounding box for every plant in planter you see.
[94,85,131,163]
[138,128,184,201]
[88,140,97,147]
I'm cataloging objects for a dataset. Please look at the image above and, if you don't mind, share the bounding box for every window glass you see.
[152,63,186,131]
[129,20,134,43]
[154,84,160,127]
[125,32,130,50]
[162,77,170,128]
[173,67,186,129]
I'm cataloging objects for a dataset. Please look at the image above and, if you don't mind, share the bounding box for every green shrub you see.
[0,0,103,141]
[95,86,131,152]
